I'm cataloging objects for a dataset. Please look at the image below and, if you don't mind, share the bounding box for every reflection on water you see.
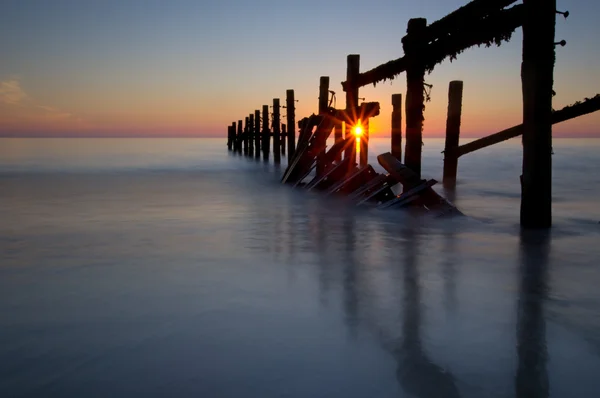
[1,138,600,397]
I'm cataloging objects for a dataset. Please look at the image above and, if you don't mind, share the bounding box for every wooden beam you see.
[443,81,464,188]
[273,98,281,164]
[404,18,427,179]
[254,110,261,158]
[520,0,556,229]
[286,90,296,164]
[453,95,600,158]
[341,5,524,90]
[345,55,360,165]
[262,105,270,160]
[391,94,403,161]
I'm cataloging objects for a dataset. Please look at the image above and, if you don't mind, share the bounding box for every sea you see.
[1,137,600,398]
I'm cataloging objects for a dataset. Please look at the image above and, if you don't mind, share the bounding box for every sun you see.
[352,124,363,137]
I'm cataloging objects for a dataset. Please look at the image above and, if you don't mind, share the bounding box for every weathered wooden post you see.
[403,18,427,179]
[286,90,296,163]
[236,120,243,153]
[520,0,556,228]
[254,110,261,158]
[243,117,250,155]
[273,98,281,164]
[345,55,360,165]
[262,105,270,160]
[231,122,237,152]
[281,124,286,156]
[316,76,330,176]
[248,113,255,157]
[391,94,403,161]
[359,119,369,168]
[334,120,343,162]
[443,81,464,188]
[227,125,233,150]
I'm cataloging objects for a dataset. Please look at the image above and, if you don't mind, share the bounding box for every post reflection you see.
[392,221,461,398]
[516,230,550,398]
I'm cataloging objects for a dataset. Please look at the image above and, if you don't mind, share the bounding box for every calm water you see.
[1,138,600,397]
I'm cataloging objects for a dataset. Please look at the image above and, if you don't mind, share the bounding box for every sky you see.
[0,0,599,138]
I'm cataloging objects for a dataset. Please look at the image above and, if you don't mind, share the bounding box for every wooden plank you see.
[453,94,600,158]
[326,165,378,196]
[377,152,422,188]
[305,157,352,191]
[377,179,437,209]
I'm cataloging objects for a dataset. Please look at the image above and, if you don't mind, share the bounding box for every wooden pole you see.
[520,0,555,228]
[403,18,427,179]
[317,77,330,176]
[273,98,281,164]
[231,122,237,152]
[345,55,360,164]
[243,117,250,155]
[281,124,286,156]
[248,113,255,157]
[254,110,261,158]
[227,125,233,150]
[262,105,270,160]
[237,120,243,153]
[443,81,464,188]
[391,94,403,161]
[334,120,343,162]
[286,90,296,164]
[359,119,369,168]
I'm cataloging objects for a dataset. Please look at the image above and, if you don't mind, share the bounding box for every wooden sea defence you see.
[226,0,599,228]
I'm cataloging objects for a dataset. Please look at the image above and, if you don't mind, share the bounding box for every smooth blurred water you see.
[1,138,600,397]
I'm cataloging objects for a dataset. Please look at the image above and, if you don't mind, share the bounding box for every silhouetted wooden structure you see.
[227,0,598,228]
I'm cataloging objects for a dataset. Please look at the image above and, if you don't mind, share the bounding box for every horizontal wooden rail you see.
[450,94,600,158]
[342,5,524,90]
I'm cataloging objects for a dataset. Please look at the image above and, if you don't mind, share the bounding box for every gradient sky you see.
[1,0,599,138]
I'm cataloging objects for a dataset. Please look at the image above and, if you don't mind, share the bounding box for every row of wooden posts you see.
[227,73,465,186]
[227,0,600,229]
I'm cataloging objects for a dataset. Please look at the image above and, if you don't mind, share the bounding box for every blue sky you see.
[1,0,599,136]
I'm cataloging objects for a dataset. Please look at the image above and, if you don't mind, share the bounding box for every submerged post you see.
[231,122,237,152]
[237,120,243,153]
[403,18,427,179]
[316,76,330,176]
[359,119,369,168]
[334,120,343,162]
[443,81,464,188]
[262,105,270,161]
[248,113,255,157]
[273,98,281,164]
[254,110,261,158]
[281,124,286,156]
[243,117,250,155]
[345,55,360,165]
[227,125,233,150]
[286,89,296,163]
[391,94,403,162]
[520,0,556,229]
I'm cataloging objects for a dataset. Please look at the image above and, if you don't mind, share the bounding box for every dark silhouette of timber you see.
[227,0,599,229]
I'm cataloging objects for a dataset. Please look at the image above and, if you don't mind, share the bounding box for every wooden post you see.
[520,0,555,228]
[231,122,237,152]
[243,117,250,155]
[359,119,369,168]
[403,18,427,179]
[345,55,360,165]
[317,77,330,176]
[248,113,255,157]
[281,124,286,156]
[443,81,464,188]
[391,94,403,162]
[334,120,343,162]
[227,125,233,150]
[286,90,296,163]
[262,105,270,160]
[273,98,281,164]
[237,120,243,153]
[254,110,261,158]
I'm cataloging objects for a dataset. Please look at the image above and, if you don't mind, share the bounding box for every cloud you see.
[0,78,90,134]
[0,79,28,104]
